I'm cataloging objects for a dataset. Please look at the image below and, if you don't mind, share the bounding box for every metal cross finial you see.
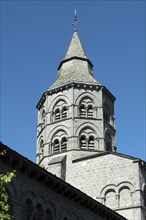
[72,9,80,31]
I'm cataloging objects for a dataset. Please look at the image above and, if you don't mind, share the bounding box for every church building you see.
[36,26,146,220]
[1,16,146,220]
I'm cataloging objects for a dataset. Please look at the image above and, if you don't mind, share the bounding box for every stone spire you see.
[50,31,100,89]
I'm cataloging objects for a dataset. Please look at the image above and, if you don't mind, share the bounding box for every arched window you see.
[105,189,116,208]
[46,209,53,220]
[80,127,96,150]
[79,97,94,118]
[87,105,93,117]
[26,199,34,220]
[119,186,131,207]
[41,109,45,124]
[53,100,68,121]
[80,135,86,149]
[104,112,110,123]
[61,137,67,151]
[52,130,68,153]
[53,139,60,153]
[88,136,94,149]
[54,108,60,121]
[80,105,86,117]
[36,203,44,220]
[40,139,44,149]
[62,106,67,119]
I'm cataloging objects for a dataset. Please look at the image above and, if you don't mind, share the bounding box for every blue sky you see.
[1,0,145,162]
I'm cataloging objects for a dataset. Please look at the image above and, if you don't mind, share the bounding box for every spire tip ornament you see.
[72,9,80,31]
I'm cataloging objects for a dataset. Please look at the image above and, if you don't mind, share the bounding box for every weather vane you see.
[72,9,80,31]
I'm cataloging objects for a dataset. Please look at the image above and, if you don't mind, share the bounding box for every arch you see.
[22,191,36,220]
[88,135,95,149]
[51,130,68,153]
[75,92,98,106]
[53,139,60,153]
[117,181,134,193]
[47,125,70,142]
[105,188,116,208]
[36,203,44,220]
[75,122,98,137]
[61,137,67,151]
[78,96,94,118]
[119,186,131,207]
[100,184,117,197]
[79,127,96,150]
[48,95,71,112]
[45,202,56,220]
[59,210,70,220]
[22,190,35,204]
[54,108,61,120]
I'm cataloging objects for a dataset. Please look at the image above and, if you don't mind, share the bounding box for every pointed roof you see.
[50,31,100,89]
[64,30,87,60]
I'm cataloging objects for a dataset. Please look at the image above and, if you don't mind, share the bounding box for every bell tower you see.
[36,29,116,175]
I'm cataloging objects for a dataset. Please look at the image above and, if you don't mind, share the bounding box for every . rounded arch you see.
[75,91,98,106]
[60,210,70,220]
[75,122,98,137]
[48,95,71,112]
[22,190,35,204]
[35,195,46,209]
[100,184,117,197]
[47,125,70,142]
[117,181,134,193]
[45,202,56,219]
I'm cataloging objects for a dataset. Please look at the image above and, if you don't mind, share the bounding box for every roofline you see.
[58,56,93,70]
[72,150,146,164]
[36,83,115,110]
[0,142,126,220]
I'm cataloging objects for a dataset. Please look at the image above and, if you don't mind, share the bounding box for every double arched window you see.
[53,100,68,121]
[79,97,94,118]
[80,135,95,150]
[80,128,96,150]
[52,130,68,153]
[53,137,67,153]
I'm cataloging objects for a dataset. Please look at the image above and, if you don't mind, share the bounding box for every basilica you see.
[36,29,146,220]
[0,24,146,220]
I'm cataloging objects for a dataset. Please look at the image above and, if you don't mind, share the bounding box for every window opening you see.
[88,136,94,149]
[62,106,67,119]
[36,203,43,220]
[80,105,86,117]
[61,137,67,151]
[87,105,93,117]
[54,109,60,121]
[80,135,86,149]
[53,139,60,153]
